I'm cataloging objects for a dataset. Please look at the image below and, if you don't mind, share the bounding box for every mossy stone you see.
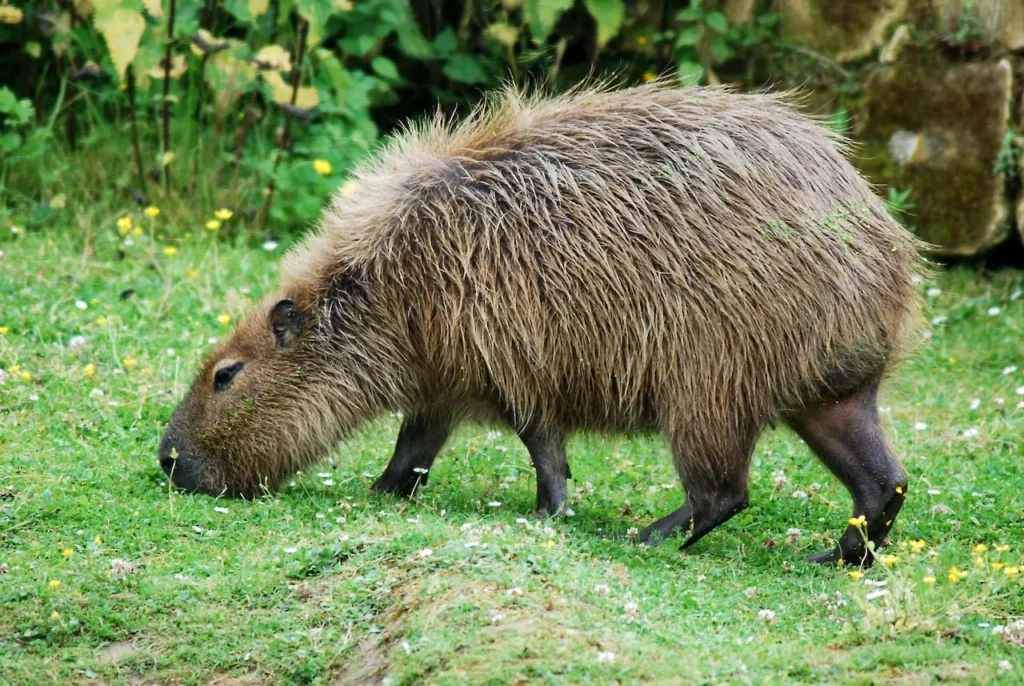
[781,0,909,62]
[854,57,1013,255]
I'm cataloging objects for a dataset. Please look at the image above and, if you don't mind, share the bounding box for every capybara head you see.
[159,295,362,497]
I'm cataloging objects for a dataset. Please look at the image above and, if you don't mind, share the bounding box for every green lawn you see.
[1,218,1022,684]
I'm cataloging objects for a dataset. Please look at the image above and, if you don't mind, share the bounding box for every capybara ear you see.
[269,299,303,347]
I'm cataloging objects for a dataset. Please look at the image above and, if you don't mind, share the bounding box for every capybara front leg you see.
[787,380,908,567]
[517,425,570,517]
[372,413,451,497]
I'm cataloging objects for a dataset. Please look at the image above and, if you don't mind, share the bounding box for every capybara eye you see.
[213,362,243,393]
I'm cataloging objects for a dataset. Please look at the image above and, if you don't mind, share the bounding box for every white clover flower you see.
[988,307,1001,316]
[914,422,927,431]
[596,651,616,665]
[969,398,980,410]
[757,609,775,624]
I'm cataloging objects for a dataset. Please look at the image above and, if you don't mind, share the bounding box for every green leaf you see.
[431,27,459,56]
[676,60,703,85]
[394,0,432,59]
[585,0,625,48]
[525,0,574,42]
[0,131,21,154]
[371,56,400,81]
[675,25,703,47]
[705,11,728,33]
[0,87,34,125]
[709,35,734,62]
[224,0,252,23]
[295,0,334,48]
[442,54,489,84]
[485,22,519,48]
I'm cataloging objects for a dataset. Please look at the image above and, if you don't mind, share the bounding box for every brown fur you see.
[161,81,925,506]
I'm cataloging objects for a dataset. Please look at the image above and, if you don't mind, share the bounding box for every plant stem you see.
[259,17,308,230]
[162,0,178,194]
[231,93,256,197]
[126,66,147,196]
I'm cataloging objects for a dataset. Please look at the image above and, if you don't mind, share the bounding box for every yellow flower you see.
[187,269,199,279]
[991,562,1005,570]
[217,313,231,325]
[163,246,178,256]
[95,317,107,325]
[881,554,899,568]
[144,206,160,218]
[339,180,357,198]
[8,364,20,373]
[643,71,657,82]
[123,358,137,368]
[94,536,102,545]
[313,159,332,175]
[214,208,234,221]
[205,219,221,231]
[975,555,987,568]
[909,539,926,553]
[848,515,867,528]
[84,363,95,378]
[119,82,127,91]
[540,539,556,550]
[117,216,133,234]
[21,371,30,381]
[995,544,1010,553]
[0,327,7,335]
[973,544,987,554]
[144,368,152,375]
[1004,567,1019,576]
[62,548,73,559]
[922,575,935,585]
[132,227,143,236]
[637,36,648,46]
[847,570,863,580]
[947,566,963,583]
[49,580,61,589]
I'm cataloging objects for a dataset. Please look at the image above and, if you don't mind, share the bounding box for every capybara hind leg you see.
[517,425,570,516]
[640,430,758,547]
[638,502,692,544]
[371,413,451,497]
[787,380,908,567]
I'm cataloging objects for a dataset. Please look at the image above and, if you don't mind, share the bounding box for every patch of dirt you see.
[881,662,977,684]
[97,640,141,664]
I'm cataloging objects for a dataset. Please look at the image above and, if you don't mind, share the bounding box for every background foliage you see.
[0,0,784,234]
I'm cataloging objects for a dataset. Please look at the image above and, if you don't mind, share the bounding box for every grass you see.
[1,207,1023,684]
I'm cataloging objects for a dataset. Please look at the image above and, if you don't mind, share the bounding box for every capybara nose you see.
[159,454,176,477]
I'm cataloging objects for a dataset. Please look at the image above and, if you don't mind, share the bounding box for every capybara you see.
[160,81,925,565]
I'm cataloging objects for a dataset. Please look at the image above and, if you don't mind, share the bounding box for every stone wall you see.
[732,0,1024,256]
